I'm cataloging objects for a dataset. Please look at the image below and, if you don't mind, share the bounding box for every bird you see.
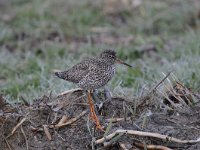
[55,50,132,131]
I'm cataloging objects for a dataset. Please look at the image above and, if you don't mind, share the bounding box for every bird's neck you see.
[98,57,115,66]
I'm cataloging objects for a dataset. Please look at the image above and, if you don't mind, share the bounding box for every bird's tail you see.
[54,71,66,80]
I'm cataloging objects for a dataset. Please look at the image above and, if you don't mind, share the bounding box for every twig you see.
[95,129,200,144]
[157,89,178,108]
[11,118,27,134]
[105,117,131,123]
[86,116,95,150]
[30,126,43,132]
[149,71,172,93]
[57,88,82,96]
[133,142,172,150]
[20,126,29,150]
[54,130,66,142]
[4,136,12,150]
[56,115,68,126]
[43,125,52,141]
[103,134,125,148]
[50,110,87,128]
[103,133,124,147]
[163,83,189,108]
[6,118,27,139]
[73,103,89,106]
[119,142,128,150]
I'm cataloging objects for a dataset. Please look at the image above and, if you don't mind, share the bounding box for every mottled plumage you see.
[55,50,117,90]
[55,49,132,130]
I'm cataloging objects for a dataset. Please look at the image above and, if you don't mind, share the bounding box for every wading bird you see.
[55,50,132,130]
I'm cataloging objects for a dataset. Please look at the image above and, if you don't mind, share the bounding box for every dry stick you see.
[50,110,87,128]
[56,115,68,126]
[113,71,173,104]
[164,84,189,108]
[20,126,29,150]
[54,130,65,142]
[133,142,172,150]
[105,117,131,123]
[130,72,172,109]
[86,117,95,150]
[57,88,82,96]
[4,137,12,150]
[11,118,27,134]
[149,71,172,93]
[43,125,52,141]
[157,89,178,108]
[119,142,128,150]
[95,129,200,144]
[6,118,27,139]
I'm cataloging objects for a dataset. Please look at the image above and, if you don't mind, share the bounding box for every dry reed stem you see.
[6,118,27,139]
[105,117,131,123]
[95,129,200,145]
[119,142,128,150]
[57,88,82,96]
[50,110,87,128]
[133,142,173,150]
[20,126,29,150]
[56,115,68,126]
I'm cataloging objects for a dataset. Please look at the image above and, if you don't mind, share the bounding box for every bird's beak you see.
[116,58,132,68]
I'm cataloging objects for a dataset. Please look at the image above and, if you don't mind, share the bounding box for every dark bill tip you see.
[116,58,133,68]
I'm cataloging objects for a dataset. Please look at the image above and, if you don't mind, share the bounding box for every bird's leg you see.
[104,86,112,102]
[87,90,104,131]
[88,90,95,121]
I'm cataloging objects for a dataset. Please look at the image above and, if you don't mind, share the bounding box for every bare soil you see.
[0,88,200,150]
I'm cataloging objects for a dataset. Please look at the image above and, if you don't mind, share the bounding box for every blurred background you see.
[0,0,199,103]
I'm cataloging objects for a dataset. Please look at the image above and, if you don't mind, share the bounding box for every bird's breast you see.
[106,65,115,79]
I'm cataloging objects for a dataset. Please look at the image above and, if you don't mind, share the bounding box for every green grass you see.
[0,0,199,103]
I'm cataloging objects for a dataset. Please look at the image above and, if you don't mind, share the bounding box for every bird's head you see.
[100,49,132,67]
[100,50,116,64]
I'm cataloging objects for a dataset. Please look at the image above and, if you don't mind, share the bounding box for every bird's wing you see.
[55,58,95,83]
[78,61,115,89]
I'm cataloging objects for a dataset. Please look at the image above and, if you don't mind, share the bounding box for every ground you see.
[0,0,200,149]
[1,87,200,149]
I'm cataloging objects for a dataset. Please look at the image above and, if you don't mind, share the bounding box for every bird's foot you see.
[96,123,104,132]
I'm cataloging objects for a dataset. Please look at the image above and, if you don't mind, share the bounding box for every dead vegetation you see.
[1,73,200,150]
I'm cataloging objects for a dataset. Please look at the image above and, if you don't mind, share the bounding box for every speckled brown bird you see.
[55,50,132,130]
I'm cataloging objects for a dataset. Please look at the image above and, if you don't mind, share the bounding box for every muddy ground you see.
[0,85,200,150]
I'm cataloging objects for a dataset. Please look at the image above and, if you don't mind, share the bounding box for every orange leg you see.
[87,90,104,131]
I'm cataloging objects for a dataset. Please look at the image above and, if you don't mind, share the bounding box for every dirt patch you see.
[0,87,200,150]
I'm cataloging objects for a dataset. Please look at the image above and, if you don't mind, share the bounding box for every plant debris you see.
[0,76,200,149]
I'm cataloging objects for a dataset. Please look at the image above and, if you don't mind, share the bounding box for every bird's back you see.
[55,57,103,83]
[78,59,116,89]
[55,58,96,83]
[55,57,116,89]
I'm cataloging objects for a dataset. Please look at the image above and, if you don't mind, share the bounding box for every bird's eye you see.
[109,55,113,58]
